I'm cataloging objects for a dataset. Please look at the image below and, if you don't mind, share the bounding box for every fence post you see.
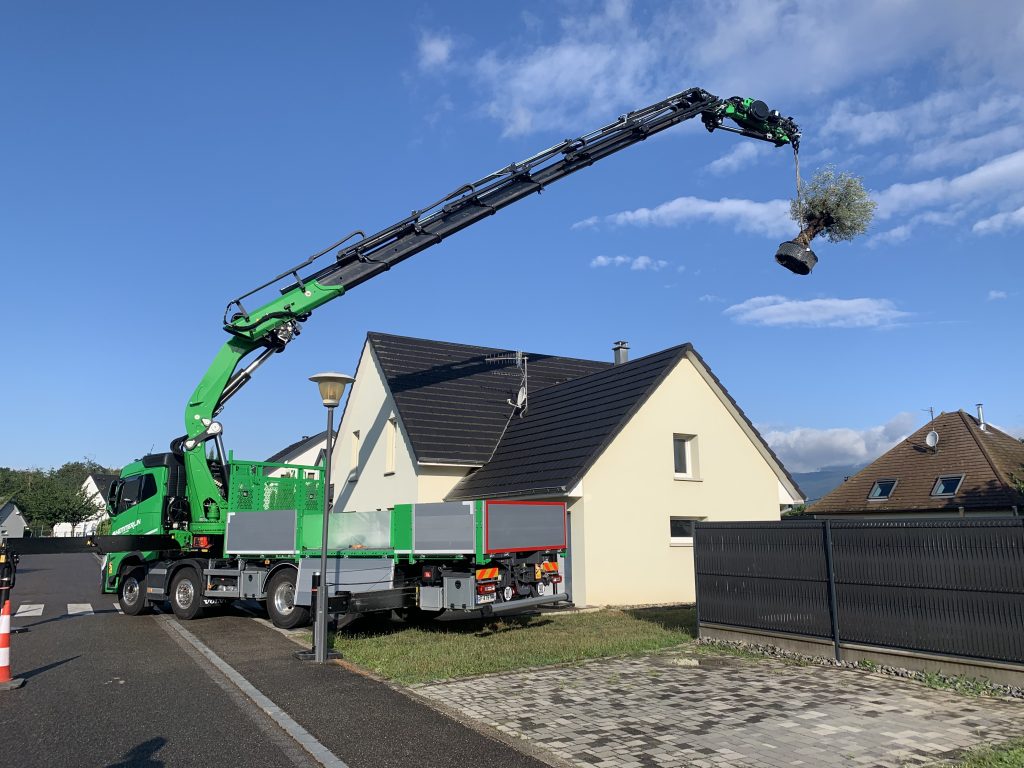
[822,520,841,661]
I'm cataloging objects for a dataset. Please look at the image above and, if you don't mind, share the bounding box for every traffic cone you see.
[0,593,25,690]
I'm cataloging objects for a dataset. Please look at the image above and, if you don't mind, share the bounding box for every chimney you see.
[612,340,630,365]
[976,403,986,431]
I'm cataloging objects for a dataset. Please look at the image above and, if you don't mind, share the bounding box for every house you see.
[265,431,328,479]
[331,332,804,606]
[808,408,1024,519]
[0,500,27,538]
[54,472,119,536]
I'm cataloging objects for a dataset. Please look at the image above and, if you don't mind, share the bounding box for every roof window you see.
[931,474,964,497]
[868,479,897,500]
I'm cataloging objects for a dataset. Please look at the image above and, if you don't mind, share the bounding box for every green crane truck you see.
[97,87,801,628]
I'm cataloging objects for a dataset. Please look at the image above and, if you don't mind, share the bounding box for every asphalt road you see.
[0,553,549,768]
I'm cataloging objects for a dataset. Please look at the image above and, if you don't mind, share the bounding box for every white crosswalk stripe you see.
[14,604,43,617]
[67,603,94,616]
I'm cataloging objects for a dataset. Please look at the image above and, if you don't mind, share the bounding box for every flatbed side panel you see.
[484,501,567,554]
[224,509,297,555]
[412,502,475,554]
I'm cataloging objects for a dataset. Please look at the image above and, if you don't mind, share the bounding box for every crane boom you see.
[179,86,800,522]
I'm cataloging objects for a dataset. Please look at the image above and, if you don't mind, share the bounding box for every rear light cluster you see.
[193,535,211,550]
[477,582,497,595]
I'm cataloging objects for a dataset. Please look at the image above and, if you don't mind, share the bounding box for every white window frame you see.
[349,429,361,482]
[931,473,965,497]
[669,516,706,546]
[384,415,397,476]
[868,478,897,501]
[673,433,700,481]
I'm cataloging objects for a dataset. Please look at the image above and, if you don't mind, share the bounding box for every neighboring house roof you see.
[367,332,610,465]
[265,430,329,464]
[446,344,803,502]
[87,473,120,503]
[0,500,25,529]
[809,410,1024,515]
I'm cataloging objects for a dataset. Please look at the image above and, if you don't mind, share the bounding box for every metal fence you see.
[694,519,1024,665]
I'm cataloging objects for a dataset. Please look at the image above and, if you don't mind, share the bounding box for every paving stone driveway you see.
[414,651,1024,768]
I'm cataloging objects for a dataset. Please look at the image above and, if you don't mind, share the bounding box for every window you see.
[349,430,361,481]
[670,516,705,545]
[673,434,699,479]
[931,474,964,497]
[385,415,397,475]
[868,479,897,500]
[116,476,142,514]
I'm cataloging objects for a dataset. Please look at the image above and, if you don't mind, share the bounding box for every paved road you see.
[1,553,547,768]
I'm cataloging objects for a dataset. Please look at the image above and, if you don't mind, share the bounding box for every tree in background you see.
[0,458,120,534]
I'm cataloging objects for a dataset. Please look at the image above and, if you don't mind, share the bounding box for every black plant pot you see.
[775,240,817,275]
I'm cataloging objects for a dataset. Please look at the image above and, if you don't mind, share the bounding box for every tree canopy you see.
[0,458,120,533]
[789,166,877,245]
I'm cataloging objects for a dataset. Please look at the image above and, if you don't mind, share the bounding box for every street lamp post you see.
[307,372,354,663]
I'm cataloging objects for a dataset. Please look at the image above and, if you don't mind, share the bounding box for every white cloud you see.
[973,204,1024,235]
[724,295,911,328]
[706,142,761,175]
[571,215,600,231]
[763,412,918,473]
[699,294,723,303]
[602,196,791,237]
[874,149,1024,219]
[459,2,1024,136]
[590,254,667,271]
[988,290,1008,300]
[418,33,454,71]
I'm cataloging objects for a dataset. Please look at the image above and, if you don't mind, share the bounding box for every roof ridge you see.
[366,330,608,367]
[958,409,1012,488]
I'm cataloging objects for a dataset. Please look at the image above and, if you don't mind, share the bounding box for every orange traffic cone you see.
[0,592,24,690]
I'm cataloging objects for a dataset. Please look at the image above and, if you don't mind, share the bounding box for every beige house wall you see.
[577,353,784,607]
[417,465,471,503]
[333,342,429,512]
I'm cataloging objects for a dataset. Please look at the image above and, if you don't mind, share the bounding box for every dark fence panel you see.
[695,522,832,638]
[695,518,1024,665]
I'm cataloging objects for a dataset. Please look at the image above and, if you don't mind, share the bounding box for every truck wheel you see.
[118,567,149,616]
[170,567,205,620]
[266,569,310,629]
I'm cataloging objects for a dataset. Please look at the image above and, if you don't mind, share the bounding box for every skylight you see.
[868,479,897,500]
[931,474,964,497]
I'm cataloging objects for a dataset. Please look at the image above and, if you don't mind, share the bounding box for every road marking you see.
[158,617,347,768]
[14,604,43,617]
[113,602,123,614]
[67,603,94,616]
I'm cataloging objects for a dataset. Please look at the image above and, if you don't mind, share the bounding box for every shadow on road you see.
[20,655,80,681]
[106,737,167,768]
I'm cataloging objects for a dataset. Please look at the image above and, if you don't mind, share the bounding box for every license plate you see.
[476,594,496,604]
[537,582,554,597]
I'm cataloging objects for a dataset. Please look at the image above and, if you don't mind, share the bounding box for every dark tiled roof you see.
[808,410,1024,515]
[446,345,689,500]
[88,473,120,503]
[369,332,609,465]
[265,430,329,464]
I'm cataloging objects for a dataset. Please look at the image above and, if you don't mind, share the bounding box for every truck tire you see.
[266,569,310,629]
[169,567,205,621]
[118,567,149,616]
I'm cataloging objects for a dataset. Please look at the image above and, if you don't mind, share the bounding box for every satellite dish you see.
[925,430,939,448]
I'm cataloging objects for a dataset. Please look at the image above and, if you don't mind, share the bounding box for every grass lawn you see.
[942,739,1024,768]
[327,605,696,684]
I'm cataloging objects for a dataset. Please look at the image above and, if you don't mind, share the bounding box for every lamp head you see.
[309,372,355,408]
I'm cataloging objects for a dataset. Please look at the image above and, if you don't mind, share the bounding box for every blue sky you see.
[2,1,1022,474]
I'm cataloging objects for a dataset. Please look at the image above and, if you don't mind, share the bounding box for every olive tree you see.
[790,165,877,246]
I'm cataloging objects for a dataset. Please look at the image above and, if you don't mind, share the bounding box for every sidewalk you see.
[181,614,552,768]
